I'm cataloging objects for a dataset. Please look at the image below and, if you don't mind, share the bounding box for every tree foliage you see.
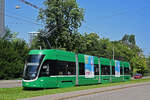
[130,54,147,75]
[38,0,84,48]
[0,28,29,79]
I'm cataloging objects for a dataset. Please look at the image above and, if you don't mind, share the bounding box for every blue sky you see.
[5,0,150,55]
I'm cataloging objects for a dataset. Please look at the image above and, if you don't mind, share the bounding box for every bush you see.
[0,39,29,79]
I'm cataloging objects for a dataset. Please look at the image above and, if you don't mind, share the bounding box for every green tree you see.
[130,54,147,75]
[145,56,150,75]
[0,28,29,79]
[38,0,84,49]
[129,34,135,45]
[96,38,112,58]
[12,39,29,62]
[147,56,150,69]
[121,34,141,52]
[82,33,99,55]
[2,27,18,41]
[0,39,23,79]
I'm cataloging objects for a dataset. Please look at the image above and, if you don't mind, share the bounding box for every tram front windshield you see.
[23,54,44,80]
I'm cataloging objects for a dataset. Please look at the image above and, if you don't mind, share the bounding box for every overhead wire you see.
[80,23,110,39]
[5,0,43,26]
[6,9,38,21]
[5,14,42,26]
[35,0,44,7]
[18,0,40,9]
[14,0,108,38]
[4,5,42,26]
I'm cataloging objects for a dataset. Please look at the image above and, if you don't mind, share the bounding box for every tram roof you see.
[28,49,130,67]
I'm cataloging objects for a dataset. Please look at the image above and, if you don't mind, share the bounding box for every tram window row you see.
[39,60,130,77]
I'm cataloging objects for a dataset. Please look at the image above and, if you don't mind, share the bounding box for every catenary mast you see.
[0,0,5,38]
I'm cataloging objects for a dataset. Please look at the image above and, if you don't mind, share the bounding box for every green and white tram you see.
[22,49,131,88]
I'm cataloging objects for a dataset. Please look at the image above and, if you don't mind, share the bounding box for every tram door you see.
[100,65,111,83]
[56,61,76,88]
[39,60,58,88]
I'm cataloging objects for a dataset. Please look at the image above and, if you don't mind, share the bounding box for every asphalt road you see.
[0,80,21,88]
[66,82,150,100]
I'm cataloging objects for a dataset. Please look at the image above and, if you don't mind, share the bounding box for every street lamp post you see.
[0,0,5,38]
[113,43,115,60]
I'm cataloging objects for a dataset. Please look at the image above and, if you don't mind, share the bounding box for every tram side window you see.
[101,65,110,75]
[79,63,85,75]
[57,61,76,75]
[112,66,115,75]
[57,61,68,75]
[124,67,130,75]
[68,62,76,75]
[39,61,50,77]
[40,60,76,76]
[94,64,99,75]
[112,66,123,75]
[120,67,123,75]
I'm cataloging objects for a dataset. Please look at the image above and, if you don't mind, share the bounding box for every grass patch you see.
[1,78,150,100]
